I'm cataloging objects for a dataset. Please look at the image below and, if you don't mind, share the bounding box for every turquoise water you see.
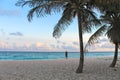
[0,51,120,60]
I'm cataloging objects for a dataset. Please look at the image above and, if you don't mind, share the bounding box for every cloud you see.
[56,40,66,45]
[50,44,56,48]
[24,43,31,48]
[0,28,5,35]
[9,32,23,36]
[50,41,79,51]
[0,37,115,52]
[100,43,114,49]
[61,45,78,51]
[100,38,108,42]
[72,41,79,46]
[0,41,51,51]
[0,8,20,16]
[25,42,51,51]
[0,42,7,48]
[86,41,115,52]
[35,42,43,48]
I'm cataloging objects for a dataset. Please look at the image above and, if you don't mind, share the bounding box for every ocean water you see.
[0,51,120,60]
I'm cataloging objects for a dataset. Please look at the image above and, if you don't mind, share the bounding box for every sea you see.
[0,51,120,60]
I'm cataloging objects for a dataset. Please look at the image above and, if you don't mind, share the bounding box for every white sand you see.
[0,57,120,80]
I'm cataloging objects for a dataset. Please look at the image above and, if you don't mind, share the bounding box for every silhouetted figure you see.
[65,51,68,59]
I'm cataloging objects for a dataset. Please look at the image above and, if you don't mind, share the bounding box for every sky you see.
[0,0,115,52]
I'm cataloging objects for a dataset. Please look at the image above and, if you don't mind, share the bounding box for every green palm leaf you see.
[16,0,64,21]
[82,9,101,33]
[53,6,74,38]
[86,25,107,47]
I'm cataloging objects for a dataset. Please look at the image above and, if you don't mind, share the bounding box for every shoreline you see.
[0,52,120,61]
[0,57,120,80]
[0,56,117,61]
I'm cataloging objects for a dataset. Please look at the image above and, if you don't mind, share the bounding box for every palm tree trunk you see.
[76,12,84,73]
[110,43,118,67]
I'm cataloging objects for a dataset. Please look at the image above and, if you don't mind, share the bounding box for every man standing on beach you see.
[65,51,68,59]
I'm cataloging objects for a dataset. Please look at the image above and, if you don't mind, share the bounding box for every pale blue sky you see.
[0,0,115,52]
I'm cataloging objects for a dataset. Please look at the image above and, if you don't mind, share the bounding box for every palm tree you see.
[86,0,120,67]
[16,0,100,73]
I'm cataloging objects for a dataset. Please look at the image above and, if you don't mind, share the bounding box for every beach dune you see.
[0,57,120,80]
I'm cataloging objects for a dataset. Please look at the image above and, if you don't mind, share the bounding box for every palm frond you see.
[82,9,101,33]
[106,26,120,44]
[16,0,43,7]
[53,7,74,38]
[85,25,107,48]
[16,0,64,21]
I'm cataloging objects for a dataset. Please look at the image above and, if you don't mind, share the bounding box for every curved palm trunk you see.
[110,43,118,67]
[76,13,84,73]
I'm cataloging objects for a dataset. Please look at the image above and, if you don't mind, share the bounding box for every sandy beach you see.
[0,57,120,80]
